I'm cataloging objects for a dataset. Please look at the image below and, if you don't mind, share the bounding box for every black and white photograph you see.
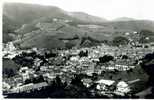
[2,0,154,99]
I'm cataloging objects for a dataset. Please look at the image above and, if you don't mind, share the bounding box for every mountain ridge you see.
[112,17,136,22]
[3,2,154,49]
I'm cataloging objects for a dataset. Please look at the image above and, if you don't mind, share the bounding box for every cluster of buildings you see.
[2,41,154,97]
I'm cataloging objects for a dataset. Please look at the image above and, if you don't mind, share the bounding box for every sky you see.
[2,0,154,20]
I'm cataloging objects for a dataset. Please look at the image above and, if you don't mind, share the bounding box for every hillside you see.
[100,20,154,32]
[113,17,135,22]
[69,12,107,23]
[13,20,86,49]
[3,2,73,43]
[2,2,107,43]
[3,3,106,28]
[3,3,71,25]
[3,2,154,49]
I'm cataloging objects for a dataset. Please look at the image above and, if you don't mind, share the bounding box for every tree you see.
[112,36,129,46]
[99,55,114,63]
[3,34,14,43]
[139,30,154,43]
[71,74,84,87]
[3,59,19,78]
[121,55,129,59]
[78,50,88,57]
[52,75,63,88]
[45,51,57,58]
[140,53,154,88]
[5,68,16,78]
[65,42,75,49]
[92,73,98,81]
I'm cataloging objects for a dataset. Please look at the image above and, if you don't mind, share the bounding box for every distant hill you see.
[69,12,107,23]
[3,2,73,43]
[2,2,107,43]
[3,2,154,49]
[3,3,106,27]
[3,3,71,25]
[101,20,154,32]
[3,14,19,43]
[113,17,135,22]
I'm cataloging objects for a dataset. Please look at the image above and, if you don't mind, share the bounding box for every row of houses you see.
[10,82,48,93]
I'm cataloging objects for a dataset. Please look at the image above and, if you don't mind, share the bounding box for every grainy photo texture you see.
[2,0,154,99]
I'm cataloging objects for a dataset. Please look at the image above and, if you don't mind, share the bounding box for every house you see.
[11,83,34,93]
[3,52,18,59]
[115,65,130,71]
[81,78,93,88]
[10,82,48,93]
[43,73,56,81]
[34,58,42,67]
[114,81,130,96]
[5,42,16,52]
[53,18,58,22]
[19,67,28,73]
[125,32,130,36]
[33,82,48,89]
[3,82,11,92]
[70,56,79,61]
[96,79,115,86]
[96,79,115,91]
[19,67,31,81]
[40,66,48,71]
[21,73,30,82]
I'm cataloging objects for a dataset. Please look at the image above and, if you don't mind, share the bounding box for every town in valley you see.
[2,2,154,99]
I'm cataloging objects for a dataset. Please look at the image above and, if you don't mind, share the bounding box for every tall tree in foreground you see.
[140,52,154,98]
